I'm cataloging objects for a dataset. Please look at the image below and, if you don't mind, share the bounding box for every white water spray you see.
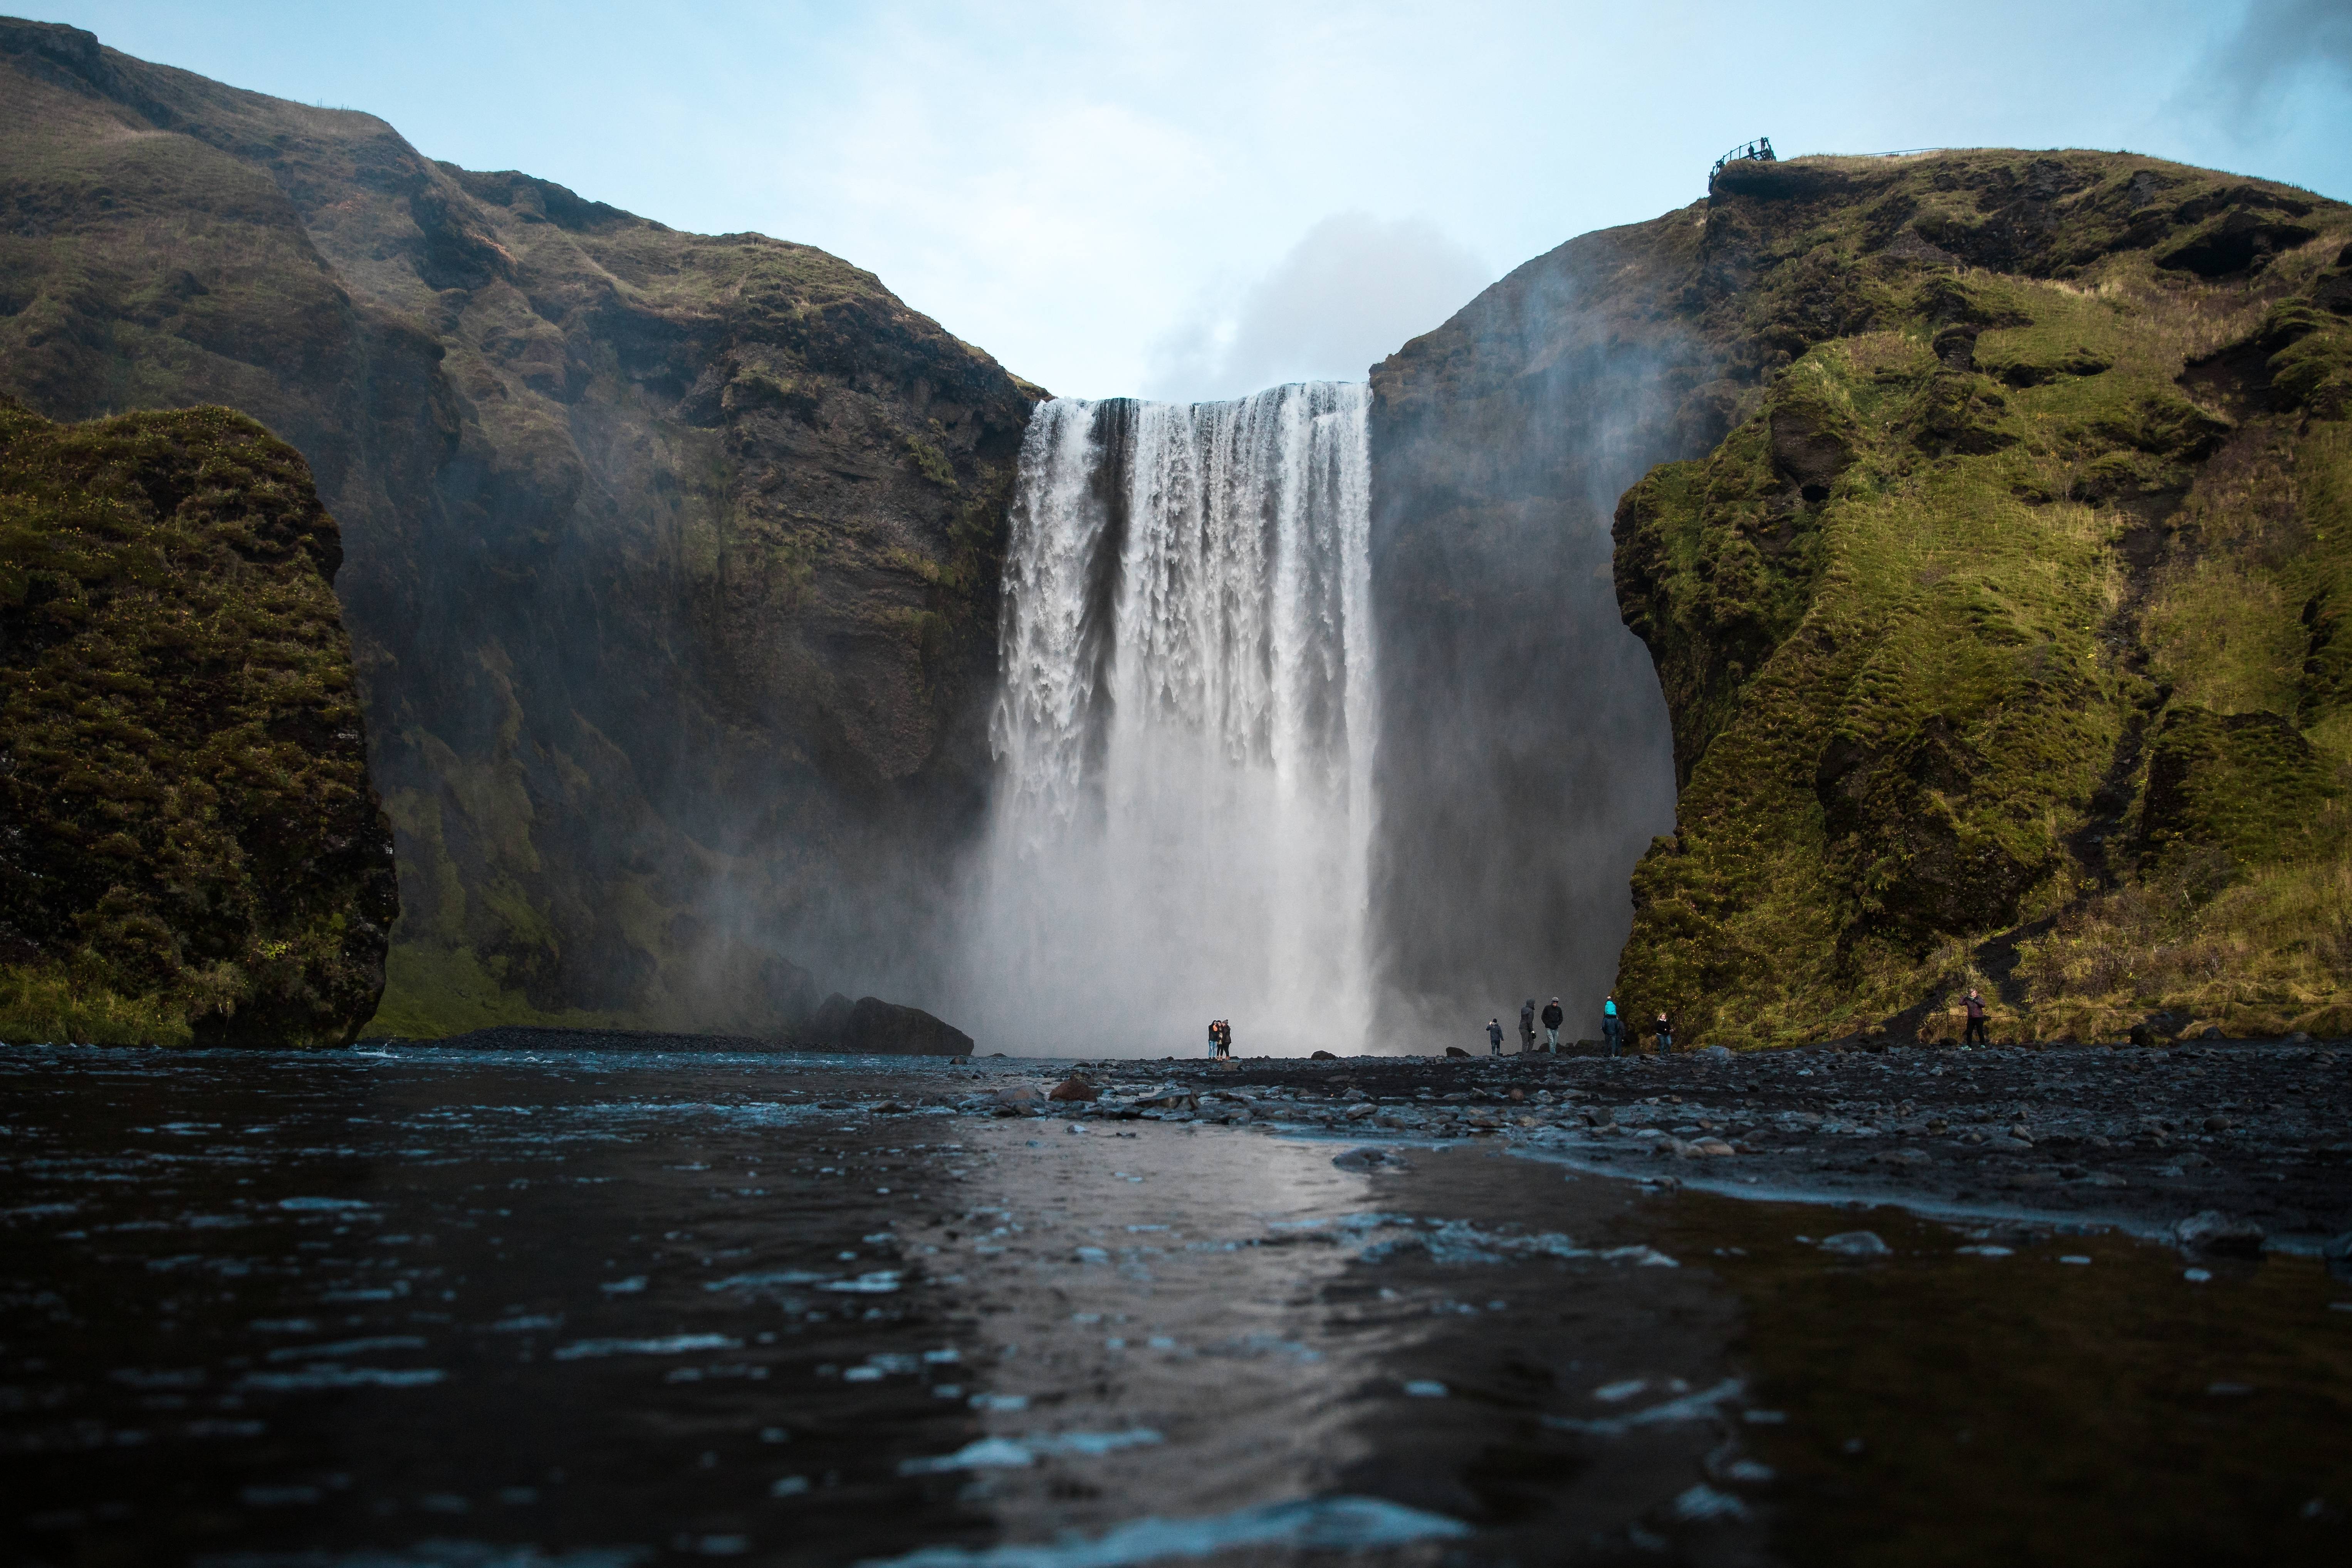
[960,384,1375,1057]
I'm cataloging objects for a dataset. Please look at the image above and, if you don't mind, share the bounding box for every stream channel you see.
[4,1045,2347,1567]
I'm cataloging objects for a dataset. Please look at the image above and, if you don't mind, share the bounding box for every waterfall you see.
[960,383,1375,1057]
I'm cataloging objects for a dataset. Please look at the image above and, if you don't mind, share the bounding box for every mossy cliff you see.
[1605,150,2352,1045]
[0,401,396,1045]
[0,18,1039,1036]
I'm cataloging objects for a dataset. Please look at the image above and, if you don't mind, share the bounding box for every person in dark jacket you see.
[1541,998,1564,1053]
[1519,1000,1537,1056]
[1962,989,1988,1047]
[1653,1012,1674,1054]
[1487,1017,1504,1056]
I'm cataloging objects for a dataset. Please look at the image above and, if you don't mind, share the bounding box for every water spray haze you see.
[960,385,1374,1058]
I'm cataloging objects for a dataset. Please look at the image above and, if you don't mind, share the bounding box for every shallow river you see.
[4,1046,2347,1566]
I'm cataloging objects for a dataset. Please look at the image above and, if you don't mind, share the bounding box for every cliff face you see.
[1607,151,2352,1045]
[1367,210,1729,1034]
[0,18,1039,1036]
[0,401,396,1046]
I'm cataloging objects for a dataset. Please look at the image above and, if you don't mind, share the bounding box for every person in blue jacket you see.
[1602,993,1623,1056]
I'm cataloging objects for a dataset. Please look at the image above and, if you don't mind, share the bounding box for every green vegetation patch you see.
[0,401,396,1045]
[1613,151,2352,1046]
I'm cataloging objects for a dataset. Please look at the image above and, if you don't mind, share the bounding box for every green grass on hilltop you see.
[1614,150,2352,1046]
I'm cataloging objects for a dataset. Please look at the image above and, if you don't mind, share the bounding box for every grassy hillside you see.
[0,401,396,1045]
[1611,150,2352,1046]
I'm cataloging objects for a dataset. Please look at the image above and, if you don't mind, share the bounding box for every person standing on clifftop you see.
[1519,1000,1537,1056]
[1487,1017,1505,1056]
[1541,998,1564,1053]
[1602,993,1623,1057]
[1963,990,1989,1048]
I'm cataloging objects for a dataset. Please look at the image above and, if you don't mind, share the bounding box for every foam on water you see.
[858,1496,1470,1568]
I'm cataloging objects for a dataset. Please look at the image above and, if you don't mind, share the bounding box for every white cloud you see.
[1143,212,1491,401]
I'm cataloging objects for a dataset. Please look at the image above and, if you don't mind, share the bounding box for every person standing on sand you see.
[1520,999,1537,1056]
[1541,997,1564,1053]
[1602,993,1623,1057]
[1487,1017,1505,1056]
[1963,989,1989,1047]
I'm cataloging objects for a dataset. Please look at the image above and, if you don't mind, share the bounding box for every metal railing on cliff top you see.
[1709,138,1776,183]
[1709,141,1971,187]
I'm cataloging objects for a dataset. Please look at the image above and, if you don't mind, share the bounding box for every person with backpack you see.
[1487,1017,1505,1056]
[1602,993,1623,1057]
[1541,997,1564,1053]
[1519,999,1537,1056]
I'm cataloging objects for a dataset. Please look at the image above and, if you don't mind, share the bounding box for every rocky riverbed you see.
[4,1039,2347,1566]
[1018,1041,2352,1251]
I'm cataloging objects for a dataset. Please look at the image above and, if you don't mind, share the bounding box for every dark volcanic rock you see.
[0,401,397,1046]
[2172,1210,2266,1258]
[0,18,1040,1040]
[800,994,973,1057]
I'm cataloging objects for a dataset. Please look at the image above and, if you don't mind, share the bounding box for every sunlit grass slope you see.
[1613,150,2352,1045]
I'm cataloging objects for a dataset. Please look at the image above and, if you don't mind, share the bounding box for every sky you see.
[28,0,2352,401]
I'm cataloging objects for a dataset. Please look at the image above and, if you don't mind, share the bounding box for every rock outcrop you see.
[799,992,973,1056]
[0,17,1038,1038]
[0,401,397,1045]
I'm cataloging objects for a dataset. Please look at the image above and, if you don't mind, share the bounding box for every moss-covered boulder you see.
[0,401,396,1045]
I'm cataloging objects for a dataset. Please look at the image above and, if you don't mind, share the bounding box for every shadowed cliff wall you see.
[1366,209,1731,1041]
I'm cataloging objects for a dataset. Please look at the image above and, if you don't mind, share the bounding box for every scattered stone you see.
[2172,1210,2265,1258]
[1333,1148,1413,1174]
[1310,1050,1338,1061]
[1048,1076,1098,1103]
[1818,1232,1892,1257]
[1444,1046,1472,1059]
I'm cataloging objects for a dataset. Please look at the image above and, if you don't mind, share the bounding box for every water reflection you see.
[1,1046,2344,1566]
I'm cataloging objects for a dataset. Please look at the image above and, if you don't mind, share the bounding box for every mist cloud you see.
[2201,0,2352,126]
[1145,212,1490,402]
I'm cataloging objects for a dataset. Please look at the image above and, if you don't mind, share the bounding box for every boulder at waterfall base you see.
[799,992,974,1056]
